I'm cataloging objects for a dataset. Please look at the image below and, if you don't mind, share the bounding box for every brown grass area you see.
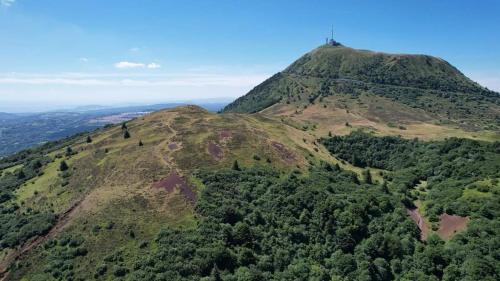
[207,142,223,161]
[219,130,233,141]
[437,214,469,239]
[262,94,499,142]
[406,204,469,241]
[152,171,197,204]
[270,141,297,164]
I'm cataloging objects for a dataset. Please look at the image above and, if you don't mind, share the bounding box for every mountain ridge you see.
[223,44,500,137]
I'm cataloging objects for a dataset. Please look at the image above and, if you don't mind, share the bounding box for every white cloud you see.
[147,63,161,69]
[0,72,270,87]
[1,0,15,7]
[114,61,145,69]
[79,57,89,63]
[129,47,140,52]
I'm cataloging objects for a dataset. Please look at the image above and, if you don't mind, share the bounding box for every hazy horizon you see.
[0,97,234,113]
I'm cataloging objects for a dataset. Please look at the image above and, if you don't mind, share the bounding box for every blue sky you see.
[1,0,499,112]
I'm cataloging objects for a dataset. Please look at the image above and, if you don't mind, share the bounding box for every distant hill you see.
[0,102,229,157]
[223,45,500,137]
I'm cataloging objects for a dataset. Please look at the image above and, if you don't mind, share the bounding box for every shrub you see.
[95,264,107,277]
[477,185,490,192]
[113,266,129,277]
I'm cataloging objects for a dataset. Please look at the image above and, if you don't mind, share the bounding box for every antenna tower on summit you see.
[327,26,340,46]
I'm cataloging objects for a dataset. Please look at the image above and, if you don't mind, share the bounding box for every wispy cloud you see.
[114,61,146,69]
[79,57,89,63]
[0,72,270,87]
[147,63,161,69]
[1,0,15,7]
[114,61,161,69]
[0,71,273,110]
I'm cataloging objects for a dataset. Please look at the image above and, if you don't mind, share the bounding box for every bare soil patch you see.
[152,171,196,204]
[437,214,469,239]
[271,141,296,164]
[406,208,429,240]
[168,143,178,150]
[207,142,223,160]
[219,130,233,141]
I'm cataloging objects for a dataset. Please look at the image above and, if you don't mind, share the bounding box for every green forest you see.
[321,132,500,220]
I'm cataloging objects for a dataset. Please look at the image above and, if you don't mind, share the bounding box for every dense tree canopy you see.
[322,132,500,220]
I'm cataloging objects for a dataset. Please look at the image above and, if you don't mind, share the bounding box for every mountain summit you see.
[223,45,500,137]
[285,45,483,92]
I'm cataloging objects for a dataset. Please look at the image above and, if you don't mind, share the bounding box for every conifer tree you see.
[381,181,389,193]
[59,160,69,171]
[363,169,372,184]
[232,160,241,171]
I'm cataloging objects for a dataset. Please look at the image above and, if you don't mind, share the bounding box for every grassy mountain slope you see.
[1,105,352,279]
[223,45,500,139]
